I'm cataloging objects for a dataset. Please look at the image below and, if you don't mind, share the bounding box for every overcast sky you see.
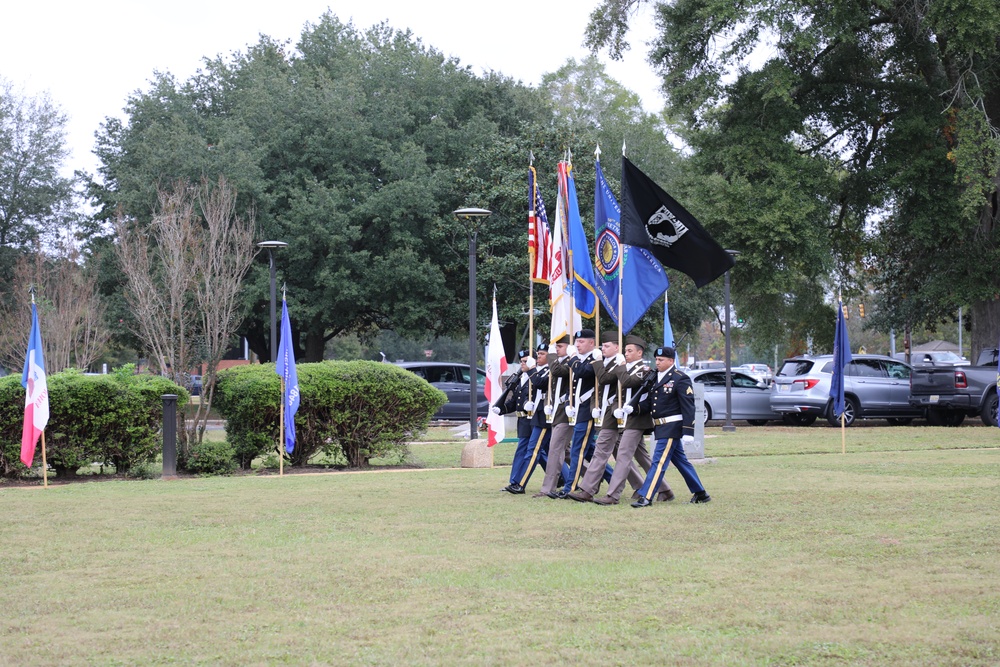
[2,1,664,177]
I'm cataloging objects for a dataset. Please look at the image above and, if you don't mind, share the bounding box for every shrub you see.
[214,361,445,468]
[184,438,237,475]
[0,370,187,478]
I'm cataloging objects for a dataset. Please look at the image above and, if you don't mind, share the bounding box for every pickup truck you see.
[908,348,998,426]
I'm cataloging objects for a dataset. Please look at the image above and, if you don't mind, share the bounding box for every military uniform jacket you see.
[592,357,627,430]
[545,356,573,425]
[619,361,655,432]
[639,366,696,439]
[527,365,550,428]
[568,352,598,416]
[496,371,534,437]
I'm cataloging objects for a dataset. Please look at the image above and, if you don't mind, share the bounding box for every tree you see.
[587,0,1000,356]
[113,177,255,455]
[0,244,110,373]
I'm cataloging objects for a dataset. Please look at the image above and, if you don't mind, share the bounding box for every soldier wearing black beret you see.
[631,345,711,507]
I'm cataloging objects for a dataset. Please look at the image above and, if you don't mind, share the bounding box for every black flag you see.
[620,156,734,287]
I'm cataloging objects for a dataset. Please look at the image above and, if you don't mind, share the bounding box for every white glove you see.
[623,404,634,415]
[565,406,577,419]
[524,401,535,412]
[491,406,501,415]
[614,353,625,365]
[567,344,579,357]
[681,435,694,445]
[524,357,536,369]
[592,350,603,361]
[613,408,625,419]
[543,405,553,416]
[592,408,603,420]
[547,344,557,354]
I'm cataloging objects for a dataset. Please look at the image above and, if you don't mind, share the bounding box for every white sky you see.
[2,1,664,178]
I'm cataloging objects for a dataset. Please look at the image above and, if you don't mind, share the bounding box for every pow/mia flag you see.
[620,156,734,287]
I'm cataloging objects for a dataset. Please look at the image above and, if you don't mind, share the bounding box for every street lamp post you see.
[454,207,492,440]
[723,249,741,433]
[257,240,288,362]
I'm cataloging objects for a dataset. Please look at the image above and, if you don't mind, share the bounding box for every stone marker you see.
[461,438,494,468]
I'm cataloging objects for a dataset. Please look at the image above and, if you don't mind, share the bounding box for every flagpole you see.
[840,292,846,455]
[40,431,47,488]
[279,377,285,476]
[528,155,535,355]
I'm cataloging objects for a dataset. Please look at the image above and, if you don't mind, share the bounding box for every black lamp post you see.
[454,207,492,440]
[257,240,287,362]
[723,249,740,433]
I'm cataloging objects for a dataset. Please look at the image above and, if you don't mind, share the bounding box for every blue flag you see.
[663,294,674,347]
[593,158,669,334]
[829,301,853,417]
[564,162,598,319]
[275,299,299,454]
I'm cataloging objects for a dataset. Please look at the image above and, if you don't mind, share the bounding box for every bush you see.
[0,370,187,478]
[184,438,237,475]
[214,361,445,468]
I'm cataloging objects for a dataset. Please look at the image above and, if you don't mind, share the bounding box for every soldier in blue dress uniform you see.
[511,343,553,492]
[631,345,711,507]
[495,349,538,494]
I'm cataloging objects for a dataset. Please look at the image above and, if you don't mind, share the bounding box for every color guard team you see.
[491,329,711,507]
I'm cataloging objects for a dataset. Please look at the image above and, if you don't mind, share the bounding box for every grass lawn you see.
[1,424,998,665]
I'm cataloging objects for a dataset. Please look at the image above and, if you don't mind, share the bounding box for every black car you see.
[396,361,489,420]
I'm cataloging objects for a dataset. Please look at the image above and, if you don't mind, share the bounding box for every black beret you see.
[536,343,548,352]
[654,346,676,359]
[574,329,595,340]
[518,349,532,359]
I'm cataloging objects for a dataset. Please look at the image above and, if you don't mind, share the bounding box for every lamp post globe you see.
[454,207,492,440]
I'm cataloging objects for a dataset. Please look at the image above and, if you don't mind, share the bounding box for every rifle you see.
[491,370,522,410]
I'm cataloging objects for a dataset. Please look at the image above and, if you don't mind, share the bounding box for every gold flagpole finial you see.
[529,150,534,167]
[594,144,601,159]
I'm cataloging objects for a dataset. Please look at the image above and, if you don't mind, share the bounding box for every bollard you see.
[162,394,178,479]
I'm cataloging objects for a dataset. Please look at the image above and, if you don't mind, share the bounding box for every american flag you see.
[528,166,552,284]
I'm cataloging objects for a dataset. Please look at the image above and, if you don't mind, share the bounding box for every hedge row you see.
[0,368,187,478]
[213,361,446,468]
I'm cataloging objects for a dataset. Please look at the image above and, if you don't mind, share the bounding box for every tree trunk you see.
[970,298,1000,360]
[304,330,325,362]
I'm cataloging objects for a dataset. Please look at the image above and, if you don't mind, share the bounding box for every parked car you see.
[396,361,489,420]
[189,375,202,397]
[896,351,970,367]
[688,368,778,426]
[770,354,922,426]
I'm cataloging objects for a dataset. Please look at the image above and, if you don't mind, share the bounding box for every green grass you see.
[1,425,998,665]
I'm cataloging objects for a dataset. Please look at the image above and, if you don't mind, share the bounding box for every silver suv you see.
[769,354,922,426]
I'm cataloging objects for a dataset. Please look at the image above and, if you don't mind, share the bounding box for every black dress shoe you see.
[546,491,561,499]
[509,484,525,495]
[556,490,570,499]
[631,497,652,508]
[690,491,711,504]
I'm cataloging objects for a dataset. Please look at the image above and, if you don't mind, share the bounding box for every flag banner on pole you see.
[663,293,675,347]
[484,291,508,447]
[528,166,552,284]
[829,300,853,417]
[620,155,734,287]
[275,299,300,454]
[593,157,669,334]
[563,161,598,318]
[995,335,999,427]
[21,303,49,467]
[550,166,581,341]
